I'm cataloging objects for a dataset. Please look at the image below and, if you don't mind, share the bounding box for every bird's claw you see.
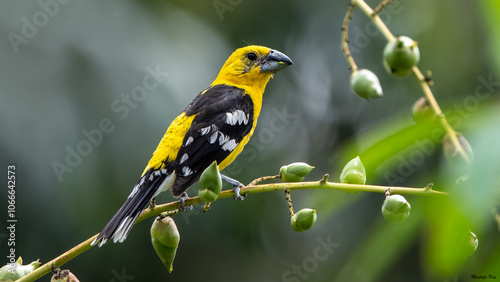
[221,174,247,200]
[233,185,247,200]
[178,192,193,212]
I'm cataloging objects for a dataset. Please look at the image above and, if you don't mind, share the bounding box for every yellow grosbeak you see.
[92,45,292,246]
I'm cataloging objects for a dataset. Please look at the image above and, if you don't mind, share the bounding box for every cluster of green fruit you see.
[339,156,412,223]
[280,163,317,232]
[279,158,413,228]
[148,155,478,273]
[350,35,420,99]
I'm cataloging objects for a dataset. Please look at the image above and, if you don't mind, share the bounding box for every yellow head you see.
[212,45,293,93]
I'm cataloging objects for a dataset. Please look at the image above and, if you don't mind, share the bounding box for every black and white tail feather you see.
[91,169,175,247]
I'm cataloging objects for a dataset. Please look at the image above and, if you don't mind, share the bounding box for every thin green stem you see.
[353,0,395,41]
[372,0,393,16]
[341,3,358,71]
[203,201,212,212]
[18,177,445,281]
[248,174,281,186]
[284,188,294,216]
[412,67,471,162]
[17,236,97,282]
[320,173,330,184]
[159,209,181,218]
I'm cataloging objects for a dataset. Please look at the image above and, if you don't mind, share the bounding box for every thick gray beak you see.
[260,49,293,73]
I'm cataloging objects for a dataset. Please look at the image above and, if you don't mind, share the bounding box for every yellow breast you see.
[142,113,195,176]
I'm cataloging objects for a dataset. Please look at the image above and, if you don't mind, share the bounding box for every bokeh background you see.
[1,0,500,281]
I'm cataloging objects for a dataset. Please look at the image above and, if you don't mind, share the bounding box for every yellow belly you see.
[218,129,253,171]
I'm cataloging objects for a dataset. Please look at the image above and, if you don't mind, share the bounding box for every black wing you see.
[171,84,254,196]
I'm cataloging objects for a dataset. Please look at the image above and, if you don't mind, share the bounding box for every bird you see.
[91,45,292,247]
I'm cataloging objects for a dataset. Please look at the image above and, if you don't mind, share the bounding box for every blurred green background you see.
[1,0,499,281]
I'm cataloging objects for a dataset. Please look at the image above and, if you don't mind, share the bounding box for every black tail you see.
[91,170,171,247]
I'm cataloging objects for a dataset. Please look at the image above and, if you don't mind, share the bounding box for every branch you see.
[347,0,471,163]
[18,178,445,281]
[353,0,395,41]
[412,66,471,162]
[372,0,393,16]
[341,3,358,71]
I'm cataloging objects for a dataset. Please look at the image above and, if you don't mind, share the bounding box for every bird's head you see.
[212,45,293,90]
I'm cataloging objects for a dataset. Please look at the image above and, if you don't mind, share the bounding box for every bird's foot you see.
[178,192,193,211]
[221,174,247,200]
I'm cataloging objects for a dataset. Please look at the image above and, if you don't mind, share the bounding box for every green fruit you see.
[381,194,411,223]
[443,133,473,163]
[340,156,366,185]
[291,208,317,232]
[412,97,436,124]
[462,231,478,258]
[0,264,23,281]
[198,161,222,202]
[151,216,180,272]
[383,36,420,77]
[0,257,40,281]
[198,189,219,203]
[151,239,178,273]
[350,69,383,99]
[280,162,314,182]
[151,216,180,248]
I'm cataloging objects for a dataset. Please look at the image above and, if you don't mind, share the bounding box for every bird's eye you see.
[247,52,257,61]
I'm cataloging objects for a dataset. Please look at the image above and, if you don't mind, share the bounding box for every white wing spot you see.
[219,132,230,145]
[182,166,193,177]
[180,153,189,164]
[226,110,249,125]
[235,110,244,125]
[199,126,211,136]
[222,139,238,151]
[161,168,167,174]
[236,110,248,125]
[209,131,218,144]
[185,136,194,146]
[154,170,161,177]
[226,112,235,125]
